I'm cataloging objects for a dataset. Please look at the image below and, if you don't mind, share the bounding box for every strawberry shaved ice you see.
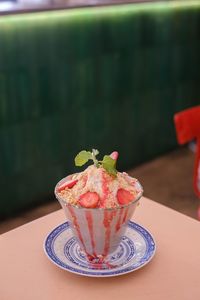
[55,150,143,263]
[57,152,142,209]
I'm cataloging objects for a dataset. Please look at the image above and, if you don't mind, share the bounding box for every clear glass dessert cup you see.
[55,176,143,267]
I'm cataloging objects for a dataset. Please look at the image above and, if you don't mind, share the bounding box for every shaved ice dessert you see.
[55,149,143,265]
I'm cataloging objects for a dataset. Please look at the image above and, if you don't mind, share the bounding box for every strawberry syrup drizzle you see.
[115,209,124,232]
[122,207,129,224]
[103,210,115,257]
[100,171,111,208]
[85,208,117,270]
[67,205,87,254]
[85,210,116,270]
[82,174,88,188]
[85,211,96,257]
[90,257,115,269]
[101,171,119,262]
[68,205,115,269]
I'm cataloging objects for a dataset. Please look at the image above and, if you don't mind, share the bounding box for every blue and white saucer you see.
[44,221,156,277]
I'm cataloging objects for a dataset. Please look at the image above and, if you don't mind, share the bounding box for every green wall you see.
[0,1,200,216]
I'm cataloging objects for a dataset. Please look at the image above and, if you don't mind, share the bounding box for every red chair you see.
[174,106,200,220]
[174,105,200,219]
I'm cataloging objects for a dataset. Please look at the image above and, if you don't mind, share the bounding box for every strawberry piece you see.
[57,179,78,192]
[110,151,119,161]
[79,192,99,208]
[117,189,134,205]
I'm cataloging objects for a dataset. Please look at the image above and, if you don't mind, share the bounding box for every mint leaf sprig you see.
[74,149,117,176]
[74,149,99,167]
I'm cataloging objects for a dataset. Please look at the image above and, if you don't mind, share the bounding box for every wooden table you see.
[0,197,200,300]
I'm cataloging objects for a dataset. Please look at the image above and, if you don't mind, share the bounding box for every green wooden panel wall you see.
[0,1,200,216]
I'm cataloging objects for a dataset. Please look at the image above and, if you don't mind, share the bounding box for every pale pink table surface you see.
[1,197,200,300]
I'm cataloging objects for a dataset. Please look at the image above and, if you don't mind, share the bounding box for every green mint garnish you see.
[102,155,117,176]
[74,149,117,176]
[74,150,92,166]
